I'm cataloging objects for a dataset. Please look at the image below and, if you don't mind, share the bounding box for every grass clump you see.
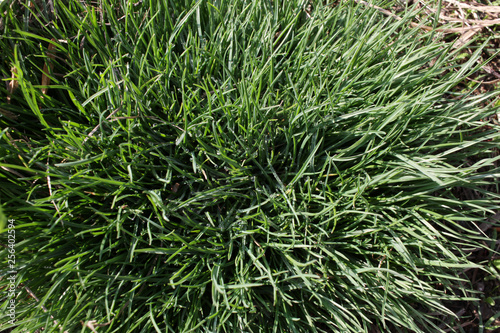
[1,0,500,332]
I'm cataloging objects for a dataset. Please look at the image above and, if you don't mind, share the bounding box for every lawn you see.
[1,0,499,332]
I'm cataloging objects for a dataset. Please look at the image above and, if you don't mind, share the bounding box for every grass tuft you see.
[1,0,499,332]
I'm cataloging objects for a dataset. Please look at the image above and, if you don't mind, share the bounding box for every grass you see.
[1,0,500,332]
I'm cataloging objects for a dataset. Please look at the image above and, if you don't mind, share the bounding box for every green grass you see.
[1,0,500,332]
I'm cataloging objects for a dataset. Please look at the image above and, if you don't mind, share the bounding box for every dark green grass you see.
[1,0,500,332]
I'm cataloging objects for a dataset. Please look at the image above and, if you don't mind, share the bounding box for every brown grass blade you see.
[6,67,18,104]
[41,39,57,95]
[444,0,500,14]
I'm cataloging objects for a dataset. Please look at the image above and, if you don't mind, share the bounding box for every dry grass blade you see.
[0,107,18,120]
[444,0,500,14]
[81,320,112,332]
[0,166,25,179]
[483,65,500,80]
[418,23,484,32]
[453,28,482,49]
[421,3,500,25]
[41,39,57,95]
[354,0,490,33]
[439,15,500,25]
[463,17,499,25]
[24,285,68,333]
[6,66,18,104]
[82,106,121,144]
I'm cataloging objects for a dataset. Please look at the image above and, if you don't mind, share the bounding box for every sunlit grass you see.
[1,0,499,332]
